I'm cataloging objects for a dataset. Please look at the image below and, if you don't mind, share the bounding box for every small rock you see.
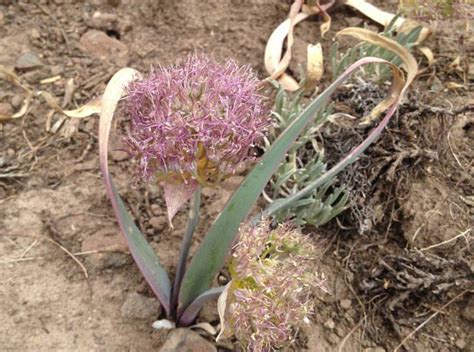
[30,28,41,40]
[79,30,129,66]
[149,216,166,230]
[340,299,352,310]
[461,296,474,322]
[0,102,13,117]
[11,95,23,109]
[159,328,216,352]
[455,339,466,350]
[121,292,161,320]
[324,318,335,330]
[150,204,161,216]
[15,52,43,69]
[49,65,64,76]
[110,149,129,161]
[363,348,386,352]
[87,11,118,30]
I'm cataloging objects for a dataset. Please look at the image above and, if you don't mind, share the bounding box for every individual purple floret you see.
[124,55,270,187]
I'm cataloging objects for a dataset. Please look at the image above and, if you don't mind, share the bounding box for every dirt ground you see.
[0,0,472,351]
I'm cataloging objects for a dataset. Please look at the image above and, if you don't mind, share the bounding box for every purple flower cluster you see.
[124,55,269,185]
[225,221,328,351]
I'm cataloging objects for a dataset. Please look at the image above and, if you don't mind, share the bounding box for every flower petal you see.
[163,180,199,226]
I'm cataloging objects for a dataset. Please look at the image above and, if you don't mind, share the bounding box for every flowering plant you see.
[65,26,417,350]
[217,221,327,351]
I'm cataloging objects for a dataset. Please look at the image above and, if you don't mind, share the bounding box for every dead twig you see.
[419,228,471,252]
[0,233,88,278]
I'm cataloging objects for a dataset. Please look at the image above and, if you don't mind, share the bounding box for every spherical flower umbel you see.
[221,221,328,351]
[124,55,269,186]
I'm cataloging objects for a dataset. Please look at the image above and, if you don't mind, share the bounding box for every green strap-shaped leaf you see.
[98,68,172,315]
[178,57,398,311]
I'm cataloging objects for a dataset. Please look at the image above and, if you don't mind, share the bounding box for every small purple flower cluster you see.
[226,221,327,351]
[124,55,269,185]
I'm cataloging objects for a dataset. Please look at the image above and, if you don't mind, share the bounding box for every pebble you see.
[11,95,23,109]
[150,204,161,216]
[15,51,43,69]
[0,102,13,117]
[149,216,166,230]
[49,64,64,76]
[87,11,118,30]
[121,292,161,320]
[455,339,466,350]
[30,28,41,40]
[79,30,129,66]
[324,318,335,330]
[340,299,352,310]
[159,328,216,352]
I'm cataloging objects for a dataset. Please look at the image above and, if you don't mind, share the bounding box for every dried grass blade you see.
[337,27,417,125]
[0,65,33,121]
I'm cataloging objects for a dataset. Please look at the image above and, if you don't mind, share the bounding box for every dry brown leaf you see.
[446,82,465,90]
[0,65,33,121]
[40,75,61,84]
[265,0,308,81]
[449,55,461,69]
[264,0,336,91]
[216,281,232,342]
[264,11,308,90]
[344,0,406,28]
[337,27,417,125]
[305,43,324,92]
[418,46,434,66]
[315,0,332,37]
[63,96,102,118]
[344,0,431,43]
